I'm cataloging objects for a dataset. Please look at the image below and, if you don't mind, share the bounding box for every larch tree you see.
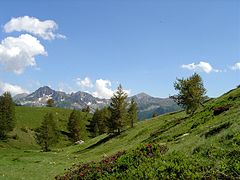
[35,112,59,152]
[67,110,82,142]
[86,107,110,137]
[128,98,138,128]
[0,92,15,139]
[171,73,207,116]
[86,108,100,138]
[108,85,128,134]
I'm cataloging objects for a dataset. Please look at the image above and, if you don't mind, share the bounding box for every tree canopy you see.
[67,110,85,142]
[108,85,128,134]
[35,112,58,151]
[128,98,138,128]
[171,73,207,115]
[0,92,15,139]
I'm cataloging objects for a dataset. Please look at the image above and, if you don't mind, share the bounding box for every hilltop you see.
[0,87,239,179]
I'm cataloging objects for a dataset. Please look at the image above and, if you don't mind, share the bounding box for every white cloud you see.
[92,79,130,99]
[181,61,221,73]
[0,81,29,95]
[75,77,130,99]
[76,77,93,88]
[4,16,66,40]
[231,62,240,71]
[0,34,46,74]
[93,79,114,99]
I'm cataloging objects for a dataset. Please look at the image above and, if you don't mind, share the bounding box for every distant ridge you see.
[14,86,181,120]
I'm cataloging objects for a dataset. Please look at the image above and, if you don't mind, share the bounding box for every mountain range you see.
[14,86,181,120]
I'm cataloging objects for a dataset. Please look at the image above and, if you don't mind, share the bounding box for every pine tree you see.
[86,107,110,137]
[67,110,82,142]
[108,85,128,134]
[128,98,138,128]
[35,113,58,152]
[171,73,207,115]
[98,107,110,134]
[0,92,15,139]
[86,109,99,138]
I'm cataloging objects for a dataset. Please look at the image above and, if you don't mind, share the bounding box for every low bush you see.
[55,143,168,180]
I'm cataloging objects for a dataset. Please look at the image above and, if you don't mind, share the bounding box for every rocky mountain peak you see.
[14,86,180,120]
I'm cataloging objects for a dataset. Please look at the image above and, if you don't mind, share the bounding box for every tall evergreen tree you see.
[171,73,207,115]
[35,113,58,152]
[86,109,99,138]
[0,92,15,139]
[98,107,110,134]
[67,110,82,142]
[108,85,128,134]
[86,107,110,137]
[128,98,138,128]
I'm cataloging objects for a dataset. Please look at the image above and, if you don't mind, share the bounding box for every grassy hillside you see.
[0,107,90,149]
[0,87,239,179]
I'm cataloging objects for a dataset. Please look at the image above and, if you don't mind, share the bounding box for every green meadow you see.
[0,87,240,179]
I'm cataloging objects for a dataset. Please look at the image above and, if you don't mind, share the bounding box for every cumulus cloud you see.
[93,79,130,99]
[75,77,130,99]
[231,62,240,71]
[181,61,221,73]
[93,79,114,99]
[4,16,66,40]
[0,34,46,74]
[76,77,94,88]
[0,81,29,95]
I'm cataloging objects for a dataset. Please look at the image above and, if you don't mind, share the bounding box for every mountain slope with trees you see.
[0,86,239,179]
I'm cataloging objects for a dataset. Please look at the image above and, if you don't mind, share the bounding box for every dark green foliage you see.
[98,107,110,134]
[0,92,15,139]
[86,107,110,137]
[86,109,99,138]
[46,99,54,107]
[35,113,59,152]
[67,110,83,142]
[171,73,206,115]
[108,85,128,134]
[128,98,138,128]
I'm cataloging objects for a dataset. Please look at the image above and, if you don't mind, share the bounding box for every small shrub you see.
[213,106,230,116]
[55,143,168,180]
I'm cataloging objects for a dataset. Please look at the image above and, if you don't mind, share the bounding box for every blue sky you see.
[0,0,239,98]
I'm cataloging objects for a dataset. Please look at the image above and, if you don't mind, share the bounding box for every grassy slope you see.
[0,88,239,179]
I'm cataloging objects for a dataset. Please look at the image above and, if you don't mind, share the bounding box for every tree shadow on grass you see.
[75,133,119,154]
